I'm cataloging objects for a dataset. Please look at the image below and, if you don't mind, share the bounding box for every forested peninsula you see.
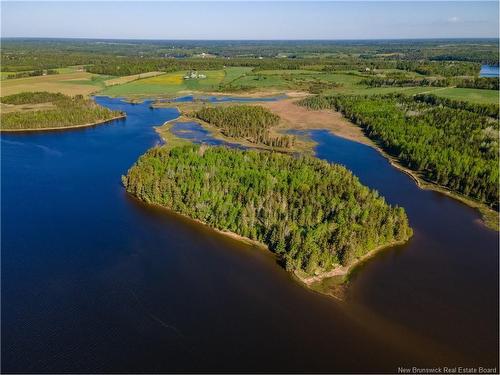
[0,92,124,131]
[192,105,295,148]
[299,94,499,212]
[123,145,412,281]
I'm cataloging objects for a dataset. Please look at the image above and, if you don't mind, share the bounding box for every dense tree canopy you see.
[123,145,412,275]
[299,94,499,208]
[193,105,295,148]
[0,92,123,130]
[1,91,66,105]
[361,77,499,90]
[413,93,499,119]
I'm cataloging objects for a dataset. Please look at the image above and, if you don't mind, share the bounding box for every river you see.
[1,96,498,373]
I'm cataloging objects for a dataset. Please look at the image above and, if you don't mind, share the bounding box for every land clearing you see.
[99,70,226,97]
[0,72,105,96]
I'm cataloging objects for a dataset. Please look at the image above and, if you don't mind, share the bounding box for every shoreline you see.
[294,238,409,286]
[0,114,126,133]
[152,93,498,231]
[349,129,499,231]
[126,192,409,298]
[154,107,314,154]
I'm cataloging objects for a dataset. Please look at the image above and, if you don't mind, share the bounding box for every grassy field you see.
[0,66,85,80]
[0,72,106,96]
[99,70,226,97]
[0,72,18,80]
[104,71,165,87]
[96,68,472,98]
[222,67,253,84]
[431,87,499,105]
[256,69,323,75]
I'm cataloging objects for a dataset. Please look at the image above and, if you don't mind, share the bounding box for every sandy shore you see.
[260,98,375,147]
[295,239,409,286]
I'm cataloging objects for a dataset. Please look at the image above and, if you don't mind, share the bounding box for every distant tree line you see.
[395,61,481,77]
[2,38,497,62]
[4,69,59,79]
[299,94,499,207]
[123,145,412,274]
[193,105,295,148]
[361,76,499,90]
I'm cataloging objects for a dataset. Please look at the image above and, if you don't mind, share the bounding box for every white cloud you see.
[448,16,460,23]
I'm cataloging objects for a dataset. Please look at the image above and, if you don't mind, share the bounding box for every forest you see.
[122,145,412,275]
[361,76,499,90]
[299,94,499,208]
[193,105,295,148]
[413,93,499,119]
[0,92,123,130]
[1,38,497,77]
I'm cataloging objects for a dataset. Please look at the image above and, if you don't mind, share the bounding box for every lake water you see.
[1,97,498,372]
[170,121,245,148]
[480,64,500,78]
[160,94,287,103]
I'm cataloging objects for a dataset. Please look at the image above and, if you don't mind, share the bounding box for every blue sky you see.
[1,1,498,39]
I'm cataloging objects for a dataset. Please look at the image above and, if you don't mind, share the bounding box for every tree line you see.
[193,105,295,148]
[361,77,499,90]
[299,94,499,208]
[413,93,499,119]
[123,145,412,275]
[4,69,59,79]
[395,61,481,77]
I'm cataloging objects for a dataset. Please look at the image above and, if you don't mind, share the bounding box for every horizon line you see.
[2,36,499,41]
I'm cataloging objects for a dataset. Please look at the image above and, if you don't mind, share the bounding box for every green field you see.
[222,67,253,83]
[256,69,323,75]
[4,62,493,105]
[0,66,83,80]
[0,72,16,80]
[98,68,492,99]
[99,70,226,97]
[431,87,499,105]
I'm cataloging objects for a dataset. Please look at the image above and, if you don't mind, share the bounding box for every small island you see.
[123,144,413,284]
[0,92,124,131]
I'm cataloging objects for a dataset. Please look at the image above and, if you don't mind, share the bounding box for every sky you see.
[1,1,498,40]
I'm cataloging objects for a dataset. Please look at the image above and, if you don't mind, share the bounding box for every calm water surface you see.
[170,121,245,148]
[2,97,498,373]
[480,64,500,78]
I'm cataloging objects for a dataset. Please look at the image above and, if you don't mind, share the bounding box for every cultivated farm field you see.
[0,72,106,96]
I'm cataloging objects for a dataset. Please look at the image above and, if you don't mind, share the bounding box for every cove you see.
[1,97,498,373]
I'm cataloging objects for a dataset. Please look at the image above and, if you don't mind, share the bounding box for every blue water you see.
[479,64,500,78]
[309,129,498,363]
[160,94,287,104]
[1,97,498,372]
[170,121,245,148]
